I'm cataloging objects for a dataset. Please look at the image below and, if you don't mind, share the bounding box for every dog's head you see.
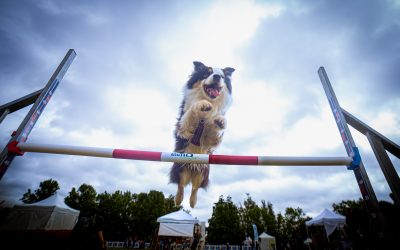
[185,61,235,111]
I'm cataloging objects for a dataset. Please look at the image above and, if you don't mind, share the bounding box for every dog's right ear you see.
[224,67,235,77]
[193,61,207,72]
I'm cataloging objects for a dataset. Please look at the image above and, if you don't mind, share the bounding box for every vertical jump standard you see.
[0,49,76,179]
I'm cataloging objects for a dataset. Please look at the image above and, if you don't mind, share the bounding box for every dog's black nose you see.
[213,74,221,81]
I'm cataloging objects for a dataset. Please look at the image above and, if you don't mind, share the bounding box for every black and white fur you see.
[169,61,235,208]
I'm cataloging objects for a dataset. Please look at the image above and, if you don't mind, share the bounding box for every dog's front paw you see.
[214,117,226,129]
[195,100,213,113]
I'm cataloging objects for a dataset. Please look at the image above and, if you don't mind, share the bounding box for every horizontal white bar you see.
[258,156,353,166]
[17,142,353,166]
[18,142,113,158]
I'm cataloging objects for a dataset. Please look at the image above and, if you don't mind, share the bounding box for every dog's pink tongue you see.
[210,88,220,97]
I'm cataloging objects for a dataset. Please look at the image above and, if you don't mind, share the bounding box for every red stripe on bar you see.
[113,149,161,161]
[210,155,258,165]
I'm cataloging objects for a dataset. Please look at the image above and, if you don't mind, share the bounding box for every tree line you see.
[206,195,399,249]
[207,194,310,248]
[11,179,400,249]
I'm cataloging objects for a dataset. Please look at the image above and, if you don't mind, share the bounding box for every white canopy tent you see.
[305,208,346,237]
[157,209,199,237]
[0,193,80,231]
[259,232,277,250]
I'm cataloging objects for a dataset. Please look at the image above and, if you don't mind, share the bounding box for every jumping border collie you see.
[169,61,235,208]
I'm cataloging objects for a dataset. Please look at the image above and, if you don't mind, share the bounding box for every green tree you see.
[260,200,277,235]
[21,178,59,203]
[379,200,400,248]
[332,198,373,249]
[332,198,364,215]
[97,190,135,240]
[333,198,399,249]
[275,212,285,244]
[65,183,97,215]
[207,195,243,245]
[239,193,263,239]
[281,207,310,249]
[65,184,180,241]
[164,194,179,212]
[96,189,181,241]
[130,190,177,241]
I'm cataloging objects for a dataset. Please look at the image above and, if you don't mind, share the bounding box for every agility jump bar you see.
[11,142,360,167]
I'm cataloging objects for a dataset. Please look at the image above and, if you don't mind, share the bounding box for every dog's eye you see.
[208,67,213,73]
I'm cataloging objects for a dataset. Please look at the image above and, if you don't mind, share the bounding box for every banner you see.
[252,223,258,241]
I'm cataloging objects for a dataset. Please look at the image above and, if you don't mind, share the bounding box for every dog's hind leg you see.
[175,186,184,206]
[190,171,203,208]
[175,167,191,206]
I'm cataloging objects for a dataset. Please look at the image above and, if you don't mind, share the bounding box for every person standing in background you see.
[191,226,202,250]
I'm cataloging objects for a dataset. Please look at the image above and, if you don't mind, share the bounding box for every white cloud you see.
[102,87,177,150]
[226,79,291,140]
[156,0,284,86]
[369,111,400,137]
[187,0,282,61]
[268,106,345,156]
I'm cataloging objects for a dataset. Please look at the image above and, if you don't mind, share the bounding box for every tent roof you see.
[19,192,78,212]
[1,193,79,231]
[259,232,275,239]
[305,208,346,237]
[305,208,345,226]
[157,210,199,224]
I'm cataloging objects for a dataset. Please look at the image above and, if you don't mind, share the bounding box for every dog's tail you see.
[169,162,182,185]
[200,164,209,188]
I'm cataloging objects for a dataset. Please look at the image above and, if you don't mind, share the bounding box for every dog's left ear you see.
[223,67,235,77]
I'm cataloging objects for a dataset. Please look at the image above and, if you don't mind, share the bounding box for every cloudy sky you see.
[1,0,399,224]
